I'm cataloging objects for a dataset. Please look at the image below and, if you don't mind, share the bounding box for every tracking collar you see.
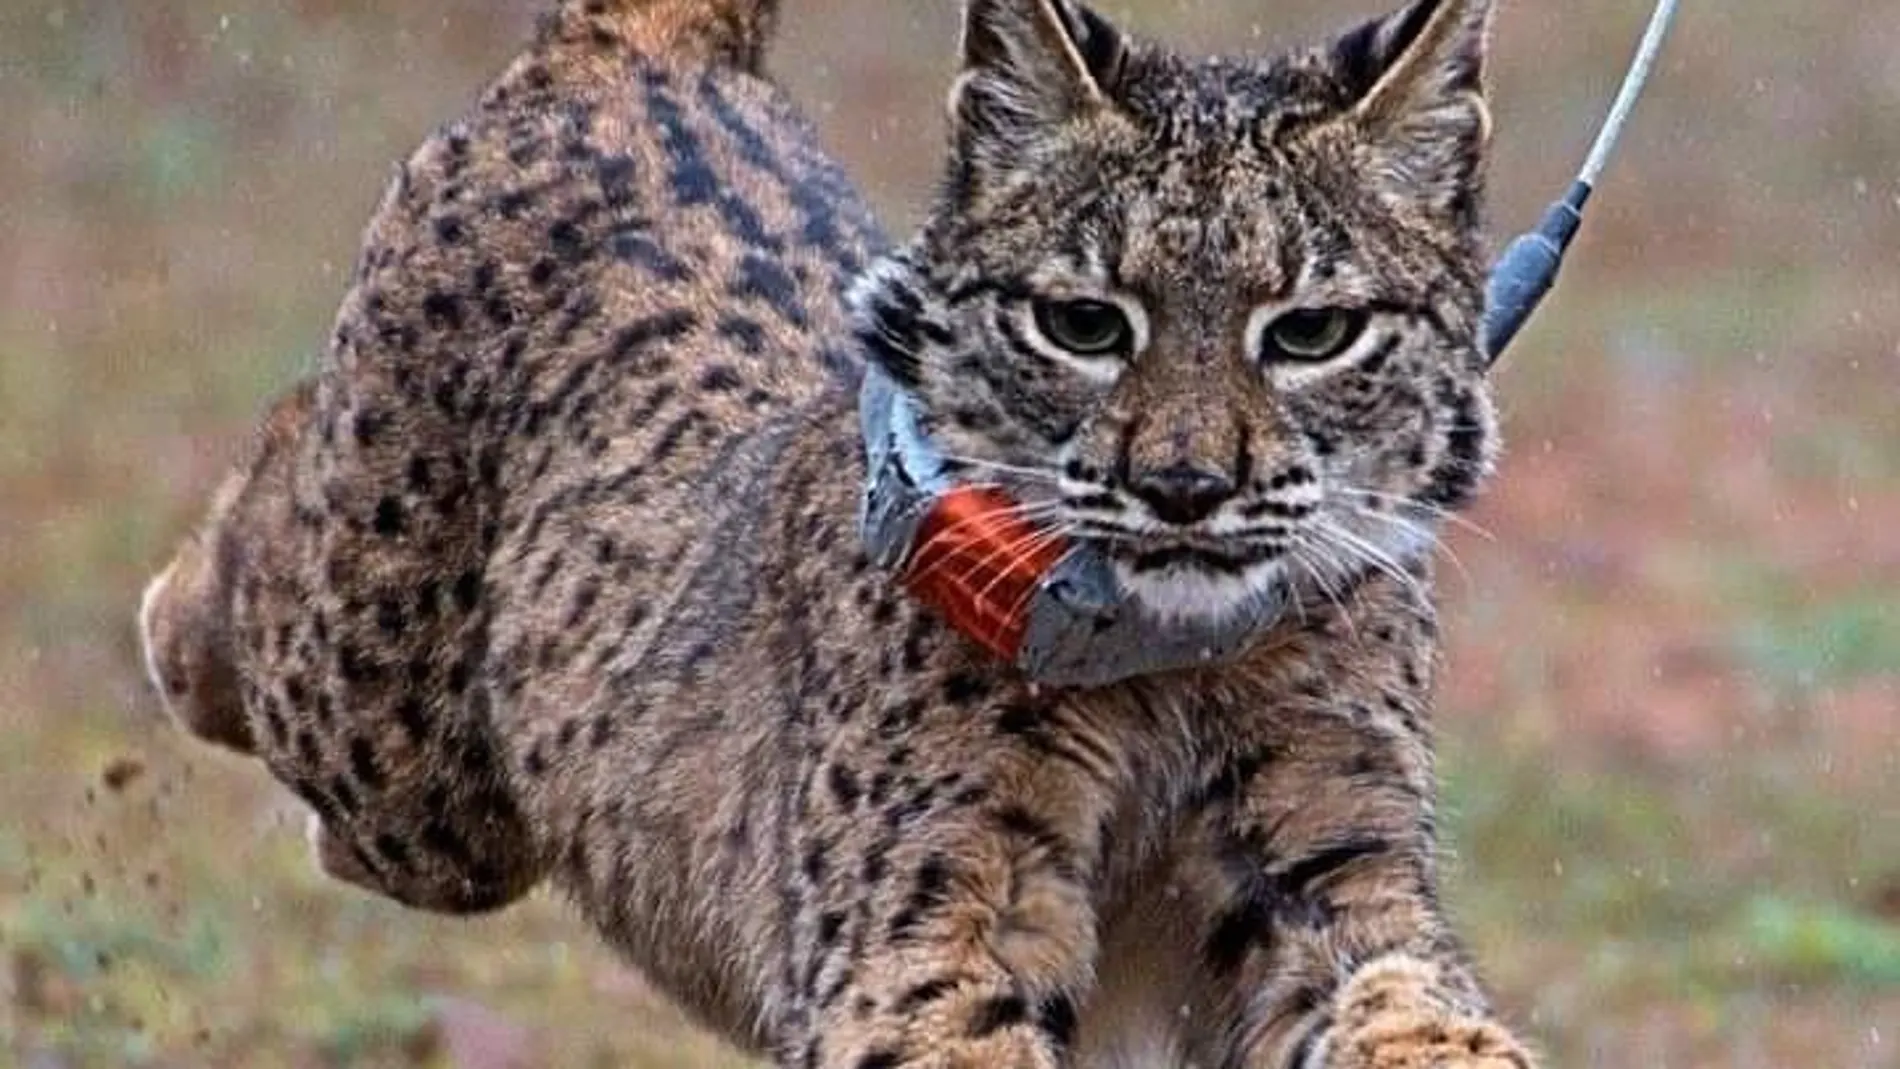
[858,363,1287,688]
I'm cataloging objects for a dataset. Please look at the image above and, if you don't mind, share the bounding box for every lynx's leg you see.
[770,681,1123,1069]
[1300,954,1534,1069]
[1174,714,1535,1069]
[783,825,1093,1069]
[139,377,545,914]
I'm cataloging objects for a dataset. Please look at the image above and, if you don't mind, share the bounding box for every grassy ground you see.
[4,1,1898,1065]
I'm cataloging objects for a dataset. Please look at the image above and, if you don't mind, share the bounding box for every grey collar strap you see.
[856,363,1288,688]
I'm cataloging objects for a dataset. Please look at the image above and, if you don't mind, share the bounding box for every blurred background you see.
[3,0,1897,1065]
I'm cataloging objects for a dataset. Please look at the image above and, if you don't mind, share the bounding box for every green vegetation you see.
[6,1,1898,1066]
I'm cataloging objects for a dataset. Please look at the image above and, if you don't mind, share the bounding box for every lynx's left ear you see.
[950,0,1129,148]
[1332,0,1494,215]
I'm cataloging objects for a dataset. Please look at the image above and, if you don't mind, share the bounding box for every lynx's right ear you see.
[1329,0,1495,218]
[949,0,1128,149]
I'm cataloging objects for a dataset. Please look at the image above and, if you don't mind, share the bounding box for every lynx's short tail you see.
[542,0,782,72]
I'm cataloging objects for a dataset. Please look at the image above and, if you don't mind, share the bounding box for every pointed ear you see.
[949,0,1128,145]
[1332,0,1494,212]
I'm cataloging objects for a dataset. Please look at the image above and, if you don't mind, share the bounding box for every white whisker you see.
[935,452,1065,485]
[1341,486,1495,542]
[966,523,1075,606]
[883,477,1008,532]
[904,500,1065,586]
[1280,548,1312,628]
[1004,543,1081,626]
[1315,517,1430,606]
[1287,536,1357,639]
[1343,504,1476,595]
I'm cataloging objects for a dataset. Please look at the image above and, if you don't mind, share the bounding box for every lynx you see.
[139,0,1533,1064]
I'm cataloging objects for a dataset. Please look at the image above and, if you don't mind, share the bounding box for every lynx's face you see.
[855,0,1499,624]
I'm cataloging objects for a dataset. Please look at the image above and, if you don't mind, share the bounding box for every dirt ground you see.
[3,1,1897,1066]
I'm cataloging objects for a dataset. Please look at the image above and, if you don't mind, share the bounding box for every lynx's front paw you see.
[1320,956,1536,1069]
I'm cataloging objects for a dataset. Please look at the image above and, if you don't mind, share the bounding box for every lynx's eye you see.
[1032,299,1133,357]
[1261,307,1368,363]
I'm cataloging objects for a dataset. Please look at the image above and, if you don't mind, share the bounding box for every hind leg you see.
[139,380,546,914]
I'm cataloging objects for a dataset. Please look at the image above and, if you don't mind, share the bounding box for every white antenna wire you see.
[1481,0,1683,360]
[1578,0,1681,189]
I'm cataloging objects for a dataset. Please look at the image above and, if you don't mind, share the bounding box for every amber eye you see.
[1032,299,1133,357]
[1262,308,1368,363]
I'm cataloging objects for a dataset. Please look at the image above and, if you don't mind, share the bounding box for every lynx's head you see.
[854,0,1500,624]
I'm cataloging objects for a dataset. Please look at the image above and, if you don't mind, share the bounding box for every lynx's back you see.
[139,0,881,917]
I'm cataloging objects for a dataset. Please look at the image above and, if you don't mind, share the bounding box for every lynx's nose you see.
[1131,462,1235,525]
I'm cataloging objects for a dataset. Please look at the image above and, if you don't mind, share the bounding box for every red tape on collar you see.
[902,487,1070,663]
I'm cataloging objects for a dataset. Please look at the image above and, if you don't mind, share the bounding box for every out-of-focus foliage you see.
[3,1,1896,1065]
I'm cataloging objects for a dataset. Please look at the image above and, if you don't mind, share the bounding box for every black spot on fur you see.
[352,408,385,446]
[853,268,933,386]
[816,910,846,947]
[327,775,359,814]
[1205,892,1272,976]
[1280,836,1390,893]
[894,977,958,1013]
[969,994,1028,1037]
[1037,995,1079,1049]
[610,227,694,282]
[1420,380,1488,508]
[420,818,474,867]
[610,309,699,370]
[549,219,588,261]
[372,497,406,537]
[698,364,743,391]
[294,729,320,768]
[422,291,464,330]
[828,765,862,808]
[349,737,385,790]
[595,153,638,204]
[1195,746,1276,806]
[374,833,412,868]
[396,697,429,742]
[716,314,767,354]
[729,252,807,326]
[887,853,954,940]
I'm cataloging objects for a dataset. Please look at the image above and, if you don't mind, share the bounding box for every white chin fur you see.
[1113,510,1442,626]
[1116,558,1287,627]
